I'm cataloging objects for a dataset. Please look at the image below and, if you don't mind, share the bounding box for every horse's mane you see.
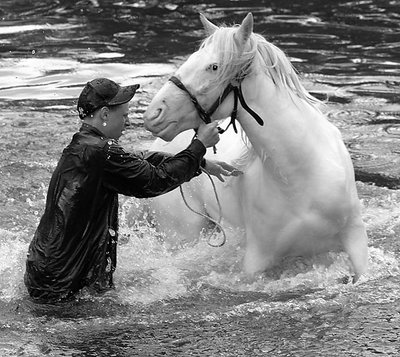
[200,26,322,109]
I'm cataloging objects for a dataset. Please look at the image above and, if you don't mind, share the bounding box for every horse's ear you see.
[200,13,218,36]
[234,12,253,49]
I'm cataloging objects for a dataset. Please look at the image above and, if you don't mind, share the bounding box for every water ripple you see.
[0,22,84,35]
[0,58,174,101]
[266,15,322,25]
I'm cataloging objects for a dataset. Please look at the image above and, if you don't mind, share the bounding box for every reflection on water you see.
[1,1,400,356]
[0,58,175,100]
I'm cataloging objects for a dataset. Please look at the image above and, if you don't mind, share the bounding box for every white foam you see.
[0,229,29,301]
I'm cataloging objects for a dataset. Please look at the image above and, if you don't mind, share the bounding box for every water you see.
[1,0,400,356]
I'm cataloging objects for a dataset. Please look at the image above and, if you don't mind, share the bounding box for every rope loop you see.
[179,168,226,247]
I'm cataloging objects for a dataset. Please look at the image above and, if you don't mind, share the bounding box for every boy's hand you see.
[204,160,243,182]
[196,122,220,148]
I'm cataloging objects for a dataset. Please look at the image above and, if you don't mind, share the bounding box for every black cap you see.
[77,78,140,119]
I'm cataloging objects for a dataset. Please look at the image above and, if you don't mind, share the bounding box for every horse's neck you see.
[237,73,320,170]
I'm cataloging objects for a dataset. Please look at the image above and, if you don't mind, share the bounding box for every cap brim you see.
[108,83,140,106]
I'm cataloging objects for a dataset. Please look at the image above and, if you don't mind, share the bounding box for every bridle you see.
[168,75,264,136]
[168,74,265,247]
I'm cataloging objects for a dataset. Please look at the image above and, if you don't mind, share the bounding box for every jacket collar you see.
[80,122,106,138]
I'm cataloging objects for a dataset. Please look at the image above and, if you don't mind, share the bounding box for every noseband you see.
[168,75,264,135]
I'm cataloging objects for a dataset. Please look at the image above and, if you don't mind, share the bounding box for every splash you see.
[0,229,29,302]
[1,182,399,307]
[113,187,400,306]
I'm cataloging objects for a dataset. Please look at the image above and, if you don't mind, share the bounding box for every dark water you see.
[1,1,400,356]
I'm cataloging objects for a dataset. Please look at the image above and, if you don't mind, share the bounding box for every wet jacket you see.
[24,123,206,302]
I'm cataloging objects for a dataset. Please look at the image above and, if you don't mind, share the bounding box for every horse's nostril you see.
[144,108,161,122]
[153,108,162,120]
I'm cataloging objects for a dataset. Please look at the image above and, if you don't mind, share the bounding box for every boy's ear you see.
[99,106,110,120]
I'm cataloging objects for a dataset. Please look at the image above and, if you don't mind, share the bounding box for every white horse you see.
[142,13,368,281]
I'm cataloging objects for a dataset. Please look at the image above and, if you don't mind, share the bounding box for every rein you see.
[168,75,264,135]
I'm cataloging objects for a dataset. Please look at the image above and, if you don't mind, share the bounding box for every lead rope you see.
[179,167,226,247]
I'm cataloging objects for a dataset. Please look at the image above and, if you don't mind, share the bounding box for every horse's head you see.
[143,13,255,141]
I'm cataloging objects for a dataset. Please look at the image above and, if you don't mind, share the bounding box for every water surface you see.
[1,1,400,356]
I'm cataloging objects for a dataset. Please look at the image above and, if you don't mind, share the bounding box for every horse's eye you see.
[212,64,218,71]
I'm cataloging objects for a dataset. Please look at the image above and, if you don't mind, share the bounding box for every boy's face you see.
[103,102,130,139]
